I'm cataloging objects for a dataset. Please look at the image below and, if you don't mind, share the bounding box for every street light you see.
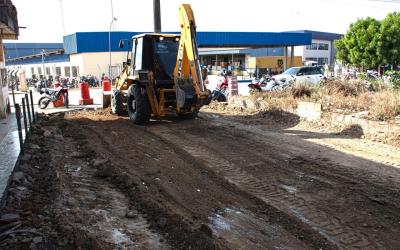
[109,17,117,81]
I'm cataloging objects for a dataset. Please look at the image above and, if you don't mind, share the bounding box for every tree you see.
[349,18,380,69]
[379,12,400,67]
[336,17,381,70]
[334,39,349,65]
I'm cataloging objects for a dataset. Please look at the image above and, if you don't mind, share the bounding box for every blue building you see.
[3,30,341,79]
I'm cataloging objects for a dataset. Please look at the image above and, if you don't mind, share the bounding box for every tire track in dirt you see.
[55,123,169,249]
[66,116,334,250]
[147,120,399,249]
[203,113,400,192]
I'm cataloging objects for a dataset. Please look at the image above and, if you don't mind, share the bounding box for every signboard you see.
[228,76,238,97]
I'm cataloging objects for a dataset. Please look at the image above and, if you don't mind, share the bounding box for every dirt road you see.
[2,109,399,249]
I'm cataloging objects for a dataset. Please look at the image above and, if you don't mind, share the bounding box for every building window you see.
[71,66,79,77]
[55,67,61,76]
[306,43,329,50]
[318,43,329,50]
[37,67,42,75]
[306,43,318,50]
[318,58,328,65]
[64,67,71,77]
[45,67,51,75]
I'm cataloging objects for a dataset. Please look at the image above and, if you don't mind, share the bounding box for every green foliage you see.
[337,17,381,69]
[384,70,400,89]
[337,12,400,70]
[334,39,349,64]
[379,12,400,66]
[358,72,367,80]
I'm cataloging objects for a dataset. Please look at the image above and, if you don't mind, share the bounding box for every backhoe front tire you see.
[127,85,150,125]
[111,89,126,115]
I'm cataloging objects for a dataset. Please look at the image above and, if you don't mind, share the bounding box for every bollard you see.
[22,98,28,140]
[25,93,32,128]
[79,81,93,105]
[30,90,36,124]
[15,104,24,154]
[102,78,111,91]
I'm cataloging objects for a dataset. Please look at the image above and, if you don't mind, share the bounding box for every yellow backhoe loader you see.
[111,4,211,124]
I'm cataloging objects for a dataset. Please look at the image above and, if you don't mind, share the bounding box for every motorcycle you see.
[81,75,100,87]
[211,75,229,102]
[38,85,69,109]
[248,75,292,93]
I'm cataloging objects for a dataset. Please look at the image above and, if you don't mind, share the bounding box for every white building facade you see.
[290,30,342,66]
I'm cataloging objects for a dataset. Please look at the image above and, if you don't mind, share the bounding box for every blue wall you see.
[63,32,140,54]
[196,32,311,47]
[63,31,312,54]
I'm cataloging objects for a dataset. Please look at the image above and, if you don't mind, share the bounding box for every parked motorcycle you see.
[38,85,69,109]
[248,75,292,93]
[211,75,229,102]
[81,75,100,87]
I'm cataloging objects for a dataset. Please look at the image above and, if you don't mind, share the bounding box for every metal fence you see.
[12,90,37,155]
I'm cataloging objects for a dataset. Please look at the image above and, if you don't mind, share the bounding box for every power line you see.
[318,0,399,9]
[358,0,400,3]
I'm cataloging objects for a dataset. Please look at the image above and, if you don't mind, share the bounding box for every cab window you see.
[133,38,143,70]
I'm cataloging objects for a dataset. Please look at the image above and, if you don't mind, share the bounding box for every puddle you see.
[280,185,297,194]
[208,207,308,249]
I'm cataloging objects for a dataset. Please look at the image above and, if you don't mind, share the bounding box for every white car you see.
[272,66,326,85]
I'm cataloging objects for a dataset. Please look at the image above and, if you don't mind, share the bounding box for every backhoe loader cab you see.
[111,4,211,124]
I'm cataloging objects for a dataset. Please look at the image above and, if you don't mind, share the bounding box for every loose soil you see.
[1,107,399,249]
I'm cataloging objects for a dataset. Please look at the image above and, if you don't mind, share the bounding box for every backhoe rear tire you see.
[127,85,150,125]
[111,89,126,116]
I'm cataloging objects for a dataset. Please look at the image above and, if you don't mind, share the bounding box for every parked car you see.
[272,66,326,85]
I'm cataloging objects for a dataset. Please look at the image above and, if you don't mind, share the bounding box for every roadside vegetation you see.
[245,79,400,121]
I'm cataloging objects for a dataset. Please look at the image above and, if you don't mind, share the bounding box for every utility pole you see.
[153,0,161,33]
[41,49,45,78]
[109,0,115,80]
[59,0,66,35]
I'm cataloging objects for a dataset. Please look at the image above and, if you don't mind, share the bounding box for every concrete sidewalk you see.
[0,112,25,205]
[0,87,105,204]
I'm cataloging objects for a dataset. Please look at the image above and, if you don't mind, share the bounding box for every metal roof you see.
[4,43,64,59]
[199,47,284,56]
[63,31,312,54]
[196,32,311,48]
[5,54,69,66]
[286,30,343,41]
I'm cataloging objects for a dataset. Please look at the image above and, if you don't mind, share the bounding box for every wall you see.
[0,39,9,118]
[256,56,302,68]
[301,39,332,65]
[6,51,129,79]
[78,52,128,78]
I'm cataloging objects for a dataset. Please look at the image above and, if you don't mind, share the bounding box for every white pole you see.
[59,0,66,35]
[109,0,114,80]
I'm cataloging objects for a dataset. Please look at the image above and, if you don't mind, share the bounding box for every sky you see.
[7,0,400,43]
